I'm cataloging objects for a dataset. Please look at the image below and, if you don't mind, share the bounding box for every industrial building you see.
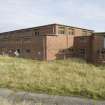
[0,24,104,63]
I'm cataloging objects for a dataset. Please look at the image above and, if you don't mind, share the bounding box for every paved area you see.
[0,88,105,105]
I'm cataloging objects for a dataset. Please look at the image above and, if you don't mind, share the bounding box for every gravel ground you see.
[0,88,105,105]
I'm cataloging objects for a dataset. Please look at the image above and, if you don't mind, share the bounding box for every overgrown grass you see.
[0,56,105,100]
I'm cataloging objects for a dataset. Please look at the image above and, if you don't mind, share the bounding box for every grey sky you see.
[0,0,105,32]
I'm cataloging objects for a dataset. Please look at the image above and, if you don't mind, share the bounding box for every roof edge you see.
[0,23,94,35]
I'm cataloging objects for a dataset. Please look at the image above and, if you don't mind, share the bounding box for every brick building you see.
[0,23,105,63]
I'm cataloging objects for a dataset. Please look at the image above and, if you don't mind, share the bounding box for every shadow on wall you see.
[55,36,92,61]
[56,47,74,60]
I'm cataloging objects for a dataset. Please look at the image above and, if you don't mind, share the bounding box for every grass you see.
[0,56,105,100]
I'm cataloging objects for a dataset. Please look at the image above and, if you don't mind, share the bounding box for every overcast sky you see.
[0,0,105,32]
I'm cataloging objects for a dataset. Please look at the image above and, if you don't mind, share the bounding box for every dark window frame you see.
[79,49,86,57]
[26,49,31,53]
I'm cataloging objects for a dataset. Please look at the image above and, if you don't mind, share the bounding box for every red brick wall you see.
[0,24,94,61]
[91,35,104,63]
[0,29,46,60]
[45,24,93,61]
[73,36,92,61]
[46,35,74,60]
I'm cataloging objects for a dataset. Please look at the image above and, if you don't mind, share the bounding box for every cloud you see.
[0,0,105,32]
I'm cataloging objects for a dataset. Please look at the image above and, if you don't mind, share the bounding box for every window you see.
[68,48,74,52]
[101,50,105,54]
[58,25,65,35]
[71,29,75,35]
[68,28,75,35]
[34,28,40,36]
[35,32,37,35]
[79,49,86,57]
[79,37,87,43]
[87,31,92,36]
[35,31,39,36]
[23,36,32,40]
[82,30,87,36]
[59,26,65,29]
[58,30,65,34]
[17,49,21,53]
[47,29,52,34]
[26,49,31,53]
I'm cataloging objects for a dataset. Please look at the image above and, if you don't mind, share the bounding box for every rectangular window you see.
[35,32,37,35]
[79,49,86,57]
[34,28,40,36]
[79,37,87,43]
[71,29,75,35]
[68,48,74,52]
[35,31,39,36]
[58,25,65,35]
[68,28,75,35]
[87,31,92,36]
[26,49,31,53]
[17,49,21,53]
[58,30,65,34]
[22,36,32,41]
[58,26,65,30]
[82,30,87,36]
